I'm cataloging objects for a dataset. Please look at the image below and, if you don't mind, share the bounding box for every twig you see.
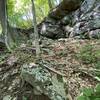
[79,68,100,72]
[43,64,67,77]
[74,68,100,82]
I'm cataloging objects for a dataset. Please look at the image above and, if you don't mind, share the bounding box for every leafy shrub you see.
[77,44,100,64]
[77,84,100,100]
[77,45,94,64]
[95,61,100,69]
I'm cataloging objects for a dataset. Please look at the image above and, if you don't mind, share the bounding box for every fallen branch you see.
[43,64,67,77]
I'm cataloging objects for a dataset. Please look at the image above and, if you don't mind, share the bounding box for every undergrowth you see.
[77,44,100,100]
[77,84,100,100]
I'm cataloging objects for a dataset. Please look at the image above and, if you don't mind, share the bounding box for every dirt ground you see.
[0,38,100,100]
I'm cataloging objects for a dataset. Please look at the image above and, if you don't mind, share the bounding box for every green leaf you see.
[95,84,100,93]
[22,96,27,100]
[77,95,90,100]
[94,77,100,82]
[82,88,94,96]
[94,98,100,100]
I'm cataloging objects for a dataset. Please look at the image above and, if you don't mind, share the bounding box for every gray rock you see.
[70,0,100,38]
[21,60,68,100]
[3,95,12,100]
[57,0,100,39]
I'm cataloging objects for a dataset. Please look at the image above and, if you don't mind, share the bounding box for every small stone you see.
[3,95,12,100]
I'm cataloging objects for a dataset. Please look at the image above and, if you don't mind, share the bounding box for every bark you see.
[0,0,6,32]
[31,0,41,58]
[0,0,12,51]
[69,0,100,39]
[0,0,18,49]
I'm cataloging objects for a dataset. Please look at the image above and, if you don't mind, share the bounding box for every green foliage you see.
[7,0,50,28]
[95,61,100,69]
[35,0,49,22]
[77,44,100,64]
[81,88,94,97]
[6,0,51,49]
[22,96,27,100]
[78,45,95,64]
[77,44,100,78]
[77,84,100,100]
[94,61,100,78]
[7,0,33,28]
[0,53,9,64]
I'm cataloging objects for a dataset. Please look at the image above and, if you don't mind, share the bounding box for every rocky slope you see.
[0,38,100,100]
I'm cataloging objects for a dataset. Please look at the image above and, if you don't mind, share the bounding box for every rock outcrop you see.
[40,0,100,39]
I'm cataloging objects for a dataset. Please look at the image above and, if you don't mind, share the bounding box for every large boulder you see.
[65,0,100,38]
[21,60,68,100]
[40,0,100,39]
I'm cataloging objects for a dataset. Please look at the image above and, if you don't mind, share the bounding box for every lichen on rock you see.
[21,60,68,100]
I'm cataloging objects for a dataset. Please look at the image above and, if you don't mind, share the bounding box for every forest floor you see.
[0,38,100,100]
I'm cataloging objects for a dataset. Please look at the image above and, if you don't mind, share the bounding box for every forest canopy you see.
[2,0,60,29]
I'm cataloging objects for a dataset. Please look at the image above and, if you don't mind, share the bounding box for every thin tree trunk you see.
[31,0,41,58]
[0,0,12,51]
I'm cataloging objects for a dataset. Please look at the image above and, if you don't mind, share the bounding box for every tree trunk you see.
[31,0,41,58]
[0,0,12,51]
[0,0,6,32]
[0,0,19,50]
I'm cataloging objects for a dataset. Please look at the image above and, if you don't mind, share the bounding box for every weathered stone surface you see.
[21,60,68,100]
[43,0,100,39]
[68,0,100,38]
[39,17,66,39]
